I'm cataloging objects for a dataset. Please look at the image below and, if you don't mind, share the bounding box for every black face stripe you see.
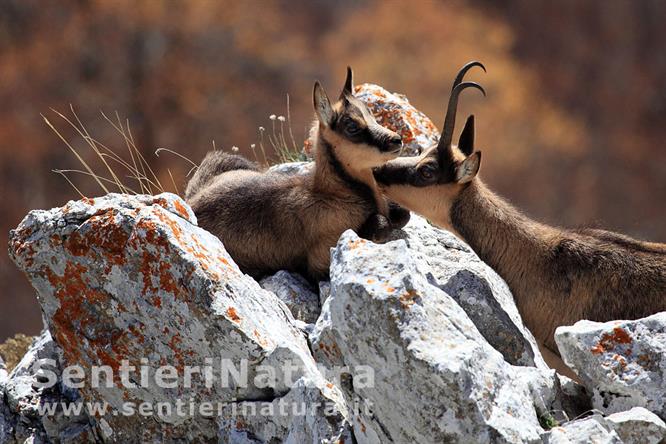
[374,150,460,187]
[330,97,399,152]
[373,162,415,186]
[320,137,376,208]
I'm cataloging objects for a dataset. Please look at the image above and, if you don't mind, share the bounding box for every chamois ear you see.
[340,66,354,100]
[455,151,481,184]
[458,115,475,156]
[313,81,333,126]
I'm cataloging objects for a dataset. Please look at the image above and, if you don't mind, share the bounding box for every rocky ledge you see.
[3,191,665,443]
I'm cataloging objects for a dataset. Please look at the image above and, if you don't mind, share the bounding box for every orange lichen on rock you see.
[253,329,269,347]
[226,307,241,323]
[10,240,35,267]
[317,341,341,360]
[152,197,171,212]
[173,199,191,220]
[8,194,336,441]
[63,210,130,268]
[590,327,633,354]
[44,261,124,369]
[354,83,439,156]
[168,332,185,370]
[399,289,419,309]
[347,238,367,250]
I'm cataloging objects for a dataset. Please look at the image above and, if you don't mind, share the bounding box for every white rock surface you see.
[606,407,666,444]
[0,355,7,388]
[8,193,343,442]
[1,330,97,443]
[555,313,666,418]
[316,229,573,443]
[267,161,312,176]
[389,214,547,368]
[260,271,321,325]
[218,377,352,443]
[542,407,666,444]
[309,295,346,369]
[4,192,607,443]
[542,415,621,444]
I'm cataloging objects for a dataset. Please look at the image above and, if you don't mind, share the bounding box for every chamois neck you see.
[450,180,553,290]
[311,126,386,215]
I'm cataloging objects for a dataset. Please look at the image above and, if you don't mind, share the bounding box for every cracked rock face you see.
[0,355,7,388]
[542,408,666,444]
[606,407,666,444]
[260,271,321,325]
[10,190,665,444]
[390,215,546,369]
[542,414,622,444]
[218,378,352,443]
[314,229,571,443]
[555,314,666,419]
[1,330,97,443]
[8,193,348,442]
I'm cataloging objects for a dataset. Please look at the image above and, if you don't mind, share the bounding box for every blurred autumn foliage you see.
[1,0,665,340]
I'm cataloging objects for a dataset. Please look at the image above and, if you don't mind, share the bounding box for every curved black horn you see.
[452,61,486,90]
[437,82,486,155]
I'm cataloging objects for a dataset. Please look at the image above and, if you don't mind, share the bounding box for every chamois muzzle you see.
[371,126,402,154]
[384,134,403,154]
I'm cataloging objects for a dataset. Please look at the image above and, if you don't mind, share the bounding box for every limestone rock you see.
[355,83,440,156]
[555,313,666,418]
[542,415,621,444]
[316,229,571,443]
[542,408,666,444]
[1,330,97,443]
[606,407,666,444]
[6,190,603,443]
[0,354,7,388]
[8,193,326,442]
[266,161,312,176]
[0,401,15,444]
[218,377,352,443]
[309,295,346,370]
[260,271,321,325]
[390,214,546,368]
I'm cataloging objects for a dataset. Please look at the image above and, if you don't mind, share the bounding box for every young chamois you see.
[374,62,666,359]
[185,68,409,281]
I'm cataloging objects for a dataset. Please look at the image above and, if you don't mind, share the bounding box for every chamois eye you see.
[419,166,435,180]
[346,121,360,134]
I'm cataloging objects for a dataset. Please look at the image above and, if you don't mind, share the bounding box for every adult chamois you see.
[374,62,666,363]
[186,68,409,281]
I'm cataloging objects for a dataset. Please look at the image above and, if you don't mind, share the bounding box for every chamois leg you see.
[185,152,259,200]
